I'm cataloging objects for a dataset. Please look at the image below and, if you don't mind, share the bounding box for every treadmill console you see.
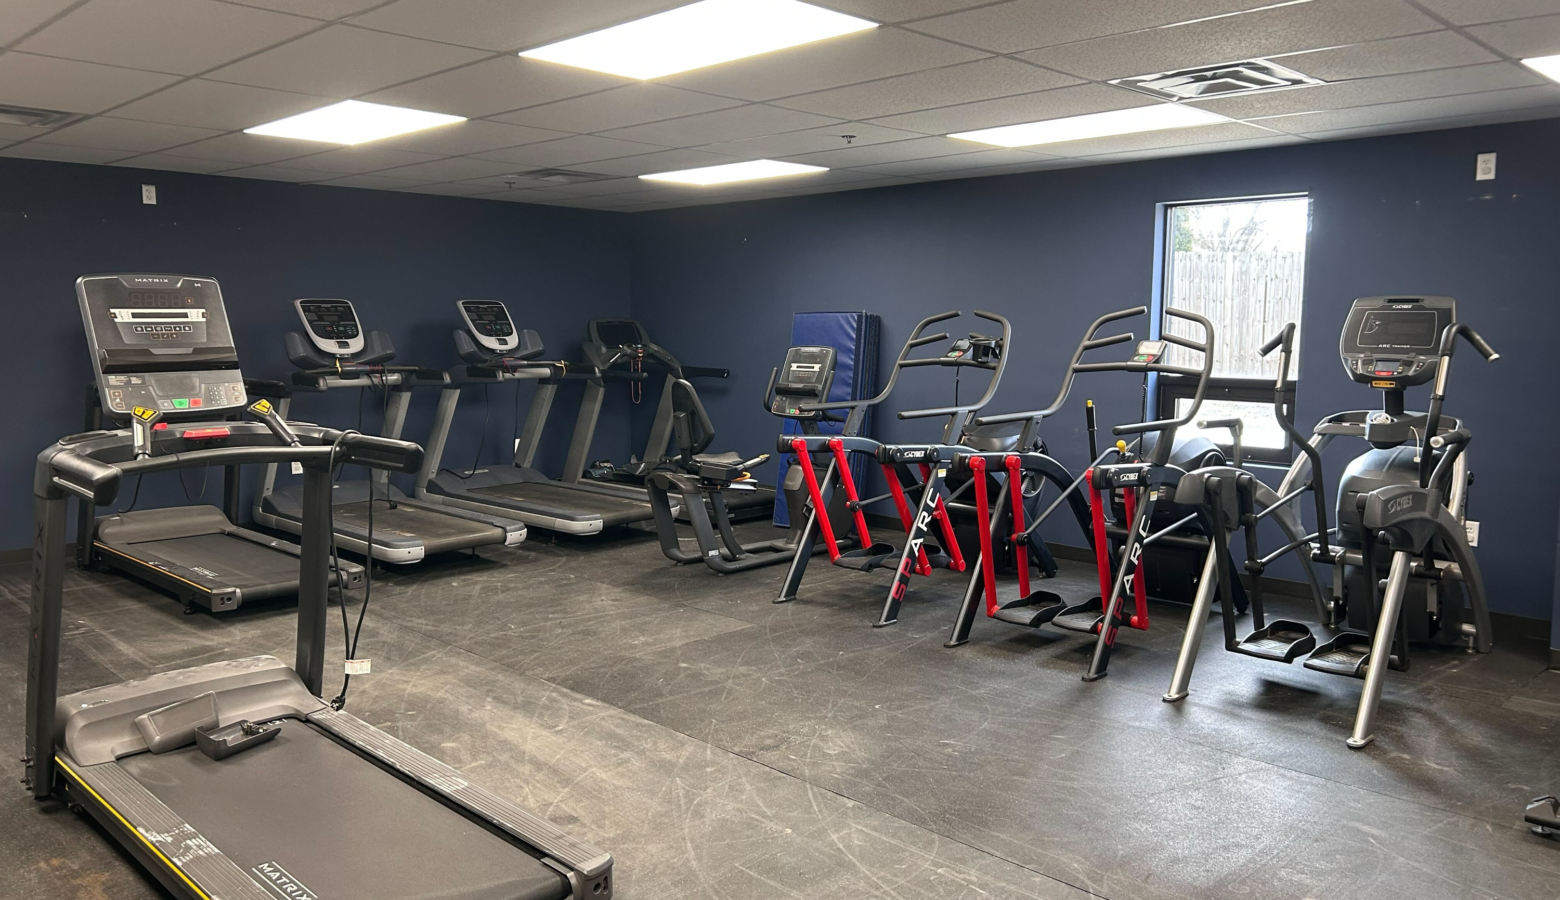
[458,299,518,352]
[294,298,364,356]
[1340,296,1455,388]
[77,274,247,419]
[771,345,837,418]
[588,318,651,356]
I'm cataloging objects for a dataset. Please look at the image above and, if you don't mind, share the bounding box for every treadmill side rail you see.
[311,708,614,898]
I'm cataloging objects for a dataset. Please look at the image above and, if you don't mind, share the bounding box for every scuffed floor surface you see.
[2,522,1557,900]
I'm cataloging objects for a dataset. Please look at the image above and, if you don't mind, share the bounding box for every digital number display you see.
[463,302,513,336]
[127,292,194,307]
[1358,310,1437,349]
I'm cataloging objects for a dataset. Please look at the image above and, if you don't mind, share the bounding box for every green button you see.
[172,398,189,408]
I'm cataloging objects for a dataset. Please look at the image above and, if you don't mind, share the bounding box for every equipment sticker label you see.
[252,861,318,900]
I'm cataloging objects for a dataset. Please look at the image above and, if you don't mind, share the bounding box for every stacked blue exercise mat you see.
[773,311,881,527]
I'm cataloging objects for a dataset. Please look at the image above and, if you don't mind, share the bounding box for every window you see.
[1156,195,1309,465]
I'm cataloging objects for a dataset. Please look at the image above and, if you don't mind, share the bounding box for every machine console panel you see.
[294,298,363,356]
[77,274,247,420]
[1340,296,1456,388]
[771,345,837,418]
[458,299,517,352]
[588,318,651,355]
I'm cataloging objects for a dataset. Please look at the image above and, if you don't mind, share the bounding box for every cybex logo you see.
[252,862,318,900]
[1387,495,1414,515]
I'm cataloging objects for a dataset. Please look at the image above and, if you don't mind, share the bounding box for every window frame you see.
[1150,192,1310,468]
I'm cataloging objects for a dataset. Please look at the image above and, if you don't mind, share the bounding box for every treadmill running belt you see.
[472,482,655,527]
[122,534,301,597]
[329,501,505,554]
[118,721,568,900]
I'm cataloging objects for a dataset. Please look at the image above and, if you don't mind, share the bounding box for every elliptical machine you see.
[1163,296,1497,749]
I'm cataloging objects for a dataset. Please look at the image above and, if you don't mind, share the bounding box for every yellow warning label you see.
[131,406,158,421]
[1371,380,1396,388]
[249,399,273,416]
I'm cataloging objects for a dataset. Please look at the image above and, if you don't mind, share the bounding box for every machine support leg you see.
[1347,551,1412,749]
[26,495,68,798]
[296,464,332,697]
[776,457,836,602]
[877,464,947,627]
[1163,545,1221,702]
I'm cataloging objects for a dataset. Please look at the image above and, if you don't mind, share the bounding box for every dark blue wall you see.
[0,157,633,551]
[627,117,1560,621]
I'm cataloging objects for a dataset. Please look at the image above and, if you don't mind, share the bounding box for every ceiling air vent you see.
[1110,59,1322,101]
[505,168,613,185]
[0,103,83,128]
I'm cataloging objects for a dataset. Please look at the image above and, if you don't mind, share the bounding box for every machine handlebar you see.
[1258,321,1330,560]
[1421,322,1499,487]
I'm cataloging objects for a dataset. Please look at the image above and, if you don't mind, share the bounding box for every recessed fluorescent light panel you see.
[640,159,826,185]
[1522,54,1560,83]
[520,0,877,80]
[244,100,465,145]
[950,104,1230,148]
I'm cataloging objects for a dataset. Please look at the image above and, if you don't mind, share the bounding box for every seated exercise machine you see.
[1163,296,1496,749]
[782,310,1022,619]
[254,298,526,561]
[71,274,362,613]
[27,274,612,900]
[416,299,677,535]
[646,345,847,573]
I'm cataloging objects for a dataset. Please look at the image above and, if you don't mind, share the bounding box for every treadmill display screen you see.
[1357,310,1437,349]
[461,301,513,337]
[594,319,647,349]
[299,300,360,341]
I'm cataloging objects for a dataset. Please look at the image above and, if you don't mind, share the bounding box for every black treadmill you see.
[25,273,611,900]
[74,274,362,612]
[416,299,673,535]
[254,298,527,562]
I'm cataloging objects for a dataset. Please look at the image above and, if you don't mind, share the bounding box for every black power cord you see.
[443,384,491,480]
[319,427,376,711]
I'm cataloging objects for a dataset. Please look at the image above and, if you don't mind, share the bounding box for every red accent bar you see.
[1125,486,1149,631]
[970,457,999,615]
[792,438,840,563]
[1005,455,1031,599]
[921,463,965,573]
[829,438,874,548]
[1087,469,1114,606]
[180,427,231,440]
[883,464,932,575]
[152,422,169,431]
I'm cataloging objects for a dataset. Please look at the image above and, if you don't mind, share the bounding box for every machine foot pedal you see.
[1527,796,1560,837]
[991,591,1067,627]
[1233,620,1316,662]
[1050,597,1114,634]
[833,543,899,572]
[1303,632,1402,677]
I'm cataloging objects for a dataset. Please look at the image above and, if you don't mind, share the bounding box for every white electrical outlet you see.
[1464,520,1480,547]
[141,184,157,204]
[291,461,303,475]
[1475,153,1496,181]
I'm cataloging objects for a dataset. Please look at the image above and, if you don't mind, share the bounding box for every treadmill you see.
[74,274,363,613]
[254,298,527,562]
[570,318,775,519]
[415,299,674,535]
[26,273,612,900]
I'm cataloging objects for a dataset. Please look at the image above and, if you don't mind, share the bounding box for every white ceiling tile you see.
[906,156,1088,181]
[573,148,742,177]
[394,181,498,196]
[347,0,687,52]
[112,153,238,173]
[695,122,919,159]
[866,83,1150,134]
[113,79,329,130]
[364,57,628,119]
[539,195,643,210]
[164,132,328,164]
[0,123,54,141]
[315,172,433,189]
[1411,0,1560,26]
[0,53,181,114]
[518,177,649,196]
[602,105,842,146]
[221,0,389,20]
[1190,62,1544,119]
[1019,0,1443,82]
[42,116,224,152]
[205,25,487,99]
[852,148,1053,177]
[1250,83,1560,133]
[1051,134,1308,163]
[905,0,1282,54]
[786,135,1034,167]
[1466,14,1560,58]
[770,167,916,189]
[0,141,134,163]
[1302,103,1560,140]
[655,28,987,102]
[470,187,577,203]
[772,57,1081,120]
[18,0,318,75]
[777,175,921,196]
[374,155,526,182]
[493,84,745,133]
[279,144,442,173]
[0,0,77,45]
[1271,31,1499,82]
[368,118,570,154]
[1045,121,1280,157]
[217,162,335,181]
[808,1,995,24]
[469,134,668,167]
